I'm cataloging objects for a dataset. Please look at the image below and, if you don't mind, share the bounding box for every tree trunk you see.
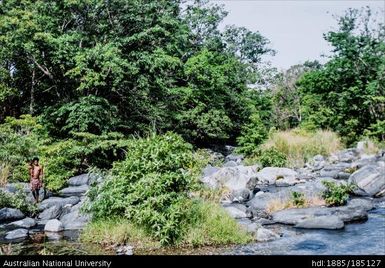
[30,67,35,114]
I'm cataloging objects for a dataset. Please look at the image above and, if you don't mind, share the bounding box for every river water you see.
[1,206,384,255]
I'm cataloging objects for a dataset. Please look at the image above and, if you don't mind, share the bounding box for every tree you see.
[298,7,385,143]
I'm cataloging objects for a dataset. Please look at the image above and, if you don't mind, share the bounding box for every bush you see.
[236,113,268,156]
[291,191,305,207]
[85,132,252,246]
[0,115,42,182]
[257,148,287,167]
[86,132,197,245]
[321,181,357,206]
[40,132,129,191]
[0,188,38,215]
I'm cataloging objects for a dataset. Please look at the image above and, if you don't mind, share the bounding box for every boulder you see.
[223,161,238,167]
[313,155,325,162]
[237,219,260,234]
[229,189,252,203]
[39,205,62,221]
[202,165,220,178]
[256,167,298,185]
[349,165,385,197]
[319,163,351,179]
[256,228,280,242]
[272,199,371,225]
[224,205,248,219]
[5,228,28,240]
[200,165,259,191]
[8,217,36,229]
[44,219,64,232]
[225,154,244,164]
[59,185,89,197]
[38,196,80,211]
[0,208,25,222]
[60,202,90,230]
[294,216,344,229]
[337,149,358,163]
[68,174,89,186]
[336,172,351,180]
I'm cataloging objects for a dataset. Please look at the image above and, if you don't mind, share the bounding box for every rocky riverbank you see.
[0,174,94,242]
[200,142,385,241]
[1,142,384,255]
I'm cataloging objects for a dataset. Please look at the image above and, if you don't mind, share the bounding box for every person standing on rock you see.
[29,157,44,203]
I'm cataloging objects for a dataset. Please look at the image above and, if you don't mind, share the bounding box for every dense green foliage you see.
[0,0,273,146]
[322,181,357,206]
[0,0,383,250]
[256,147,287,168]
[0,115,41,182]
[0,188,38,215]
[290,191,305,207]
[86,133,196,244]
[298,8,385,144]
[85,132,251,245]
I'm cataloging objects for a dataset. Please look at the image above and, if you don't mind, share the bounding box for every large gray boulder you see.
[68,174,89,186]
[225,154,244,164]
[256,228,280,242]
[59,185,89,197]
[272,199,372,225]
[200,165,259,191]
[0,208,25,222]
[319,163,352,179]
[223,205,248,219]
[5,228,29,240]
[38,196,80,211]
[256,167,300,186]
[294,215,344,229]
[60,202,90,230]
[39,205,62,221]
[202,165,220,178]
[8,217,36,229]
[44,219,64,232]
[348,164,385,197]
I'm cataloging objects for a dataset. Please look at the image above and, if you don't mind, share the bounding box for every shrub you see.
[0,115,42,182]
[42,96,120,138]
[86,132,197,245]
[0,188,38,215]
[257,148,287,167]
[321,181,357,206]
[85,132,252,246]
[40,132,129,191]
[236,113,268,156]
[291,191,305,207]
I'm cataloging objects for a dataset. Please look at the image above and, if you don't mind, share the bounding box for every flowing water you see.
[227,206,385,255]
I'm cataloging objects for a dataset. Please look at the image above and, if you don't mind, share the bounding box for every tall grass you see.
[80,218,161,250]
[181,202,253,247]
[261,129,342,167]
[0,163,10,187]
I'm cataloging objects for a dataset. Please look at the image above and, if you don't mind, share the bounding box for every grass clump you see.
[322,181,357,206]
[266,192,326,214]
[181,201,252,247]
[244,128,343,168]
